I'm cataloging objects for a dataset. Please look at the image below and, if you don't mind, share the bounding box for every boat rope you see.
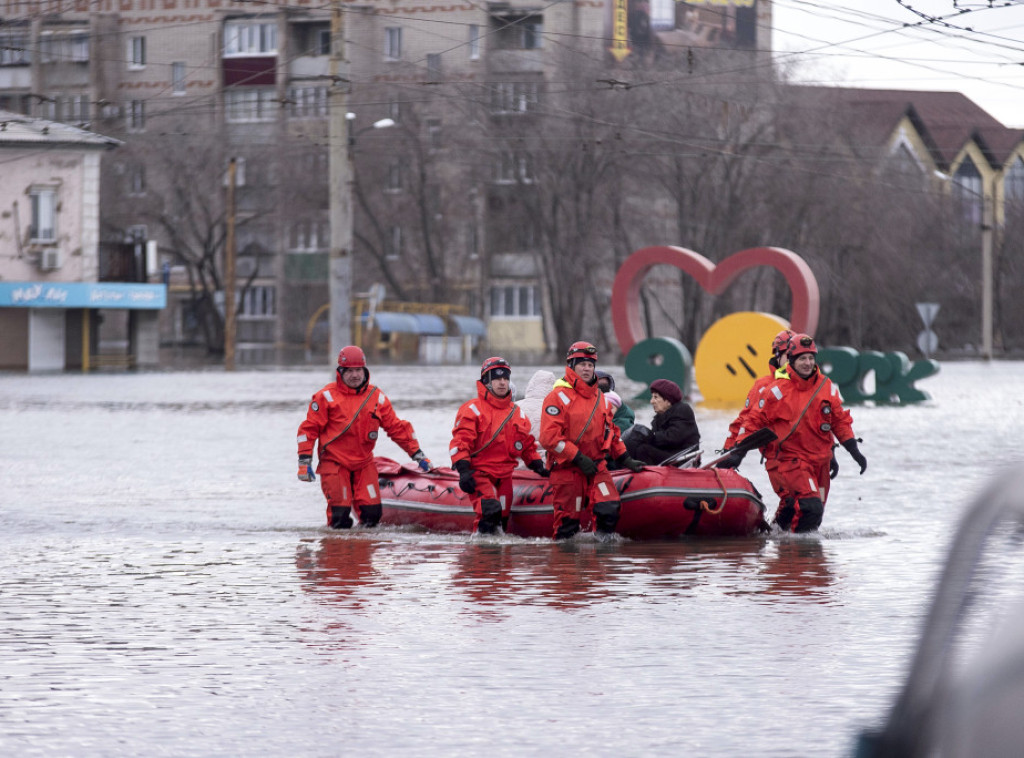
[701,469,728,515]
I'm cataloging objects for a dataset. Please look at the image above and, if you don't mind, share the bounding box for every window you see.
[0,32,31,65]
[427,119,442,150]
[39,31,89,63]
[953,157,982,225]
[385,27,402,60]
[467,221,479,259]
[30,188,57,242]
[490,81,539,114]
[126,225,147,256]
[388,99,402,121]
[288,86,328,119]
[387,226,402,259]
[494,15,543,50]
[468,25,480,60]
[494,151,534,183]
[240,285,276,317]
[317,29,331,56]
[1006,157,1024,205]
[426,53,441,83]
[490,285,541,318]
[128,36,146,68]
[386,160,403,192]
[225,88,276,122]
[172,62,186,94]
[127,100,145,131]
[223,157,246,187]
[522,20,543,49]
[223,21,277,56]
[289,219,328,252]
[128,165,146,195]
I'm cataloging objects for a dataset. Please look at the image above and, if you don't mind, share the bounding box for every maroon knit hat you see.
[649,379,682,405]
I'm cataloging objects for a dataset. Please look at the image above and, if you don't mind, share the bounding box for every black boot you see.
[477,499,502,535]
[329,506,354,529]
[793,497,824,533]
[774,497,796,531]
[554,517,581,541]
[358,504,382,528]
[593,500,621,536]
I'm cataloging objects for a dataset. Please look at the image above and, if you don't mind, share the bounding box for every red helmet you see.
[771,329,795,357]
[337,345,367,369]
[787,334,817,360]
[480,356,511,384]
[566,341,598,364]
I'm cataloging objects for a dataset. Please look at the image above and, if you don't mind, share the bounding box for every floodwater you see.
[2,361,1024,757]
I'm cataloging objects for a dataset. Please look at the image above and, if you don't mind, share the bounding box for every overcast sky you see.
[772,0,1024,127]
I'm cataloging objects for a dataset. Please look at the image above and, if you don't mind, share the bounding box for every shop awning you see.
[364,311,446,335]
[450,314,487,337]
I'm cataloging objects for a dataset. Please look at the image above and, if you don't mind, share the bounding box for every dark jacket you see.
[629,401,700,465]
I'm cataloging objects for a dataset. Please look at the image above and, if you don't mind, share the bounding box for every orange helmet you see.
[566,341,598,365]
[787,334,817,360]
[337,345,367,369]
[480,356,511,384]
[771,329,795,357]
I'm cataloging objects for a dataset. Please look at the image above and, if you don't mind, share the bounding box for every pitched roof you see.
[789,86,1024,170]
[0,110,120,150]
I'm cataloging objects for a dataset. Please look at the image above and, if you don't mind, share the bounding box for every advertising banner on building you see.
[607,0,763,65]
[0,282,167,309]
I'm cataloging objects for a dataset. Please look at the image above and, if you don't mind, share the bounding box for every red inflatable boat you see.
[376,457,769,539]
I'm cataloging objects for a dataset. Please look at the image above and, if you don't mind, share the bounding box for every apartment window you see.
[0,33,30,65]
[241,285,276,317]
[39,31,89,63]
[490,285,541,318]
[70,32,89,62]
[468,25,480,60]
[316,29,331,56]
[495,151,534,184]
[491,82,539,114]
[287,86,328,119]
[128,36,146,68]
[427,119,442,150]
[386,161,403,192]
[30,188,57,242]
[387,225,402,259]
[467,221,479,259]
[388,99,402,121]
[385,27,402,60]
[494,15,543,50]
[426,53,441,83]
[289,219,328,251]
[127,100,146,131]
[172,62,186,94]
[223,21,277,56]
[225,88,276,122]
[223,157,246,187]
[953,157,982,226]
[522,20,543,49]
[128,165,146,195]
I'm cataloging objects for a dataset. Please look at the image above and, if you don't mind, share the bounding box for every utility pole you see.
[327,0,352,363]
[981,181,994,361]
[225,156,237,371]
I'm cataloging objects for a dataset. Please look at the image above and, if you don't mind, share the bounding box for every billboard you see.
[608,0,764,65]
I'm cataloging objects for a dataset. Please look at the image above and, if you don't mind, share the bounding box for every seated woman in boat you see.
[596,370,635,432]
[625,379,700,465]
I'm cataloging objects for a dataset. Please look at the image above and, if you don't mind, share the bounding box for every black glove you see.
[454,459,477,494]
[842,438,867,474]
[829,453,839,480]
[716,448,747,469]
[616,453,644,473]
[527,459,550,478]
[573,452,598,477]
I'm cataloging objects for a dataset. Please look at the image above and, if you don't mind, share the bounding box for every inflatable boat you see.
[376,457,769,539]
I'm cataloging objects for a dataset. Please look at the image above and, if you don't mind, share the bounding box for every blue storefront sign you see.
[0,282,167,309]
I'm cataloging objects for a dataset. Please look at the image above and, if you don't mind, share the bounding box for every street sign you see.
[916,302,940,329]
[917,329,939,357]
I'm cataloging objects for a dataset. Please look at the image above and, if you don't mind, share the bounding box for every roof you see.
[363,311,446,335]
[0,110,121,151]
[788,86,1024,170]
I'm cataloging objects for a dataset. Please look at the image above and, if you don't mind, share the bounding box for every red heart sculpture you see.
[610,245,820,353]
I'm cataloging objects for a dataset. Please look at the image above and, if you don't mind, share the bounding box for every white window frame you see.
[387,225,402,259]
[224,88,276,123]
[491,81,539,114]
[1006,157,1024,204]
[288,218,328,252]
[386,160,403,192]
[171,62,186,94]
[128,165,146,196]
[128,36,146,69]
[494,150,534,184]
[29,187,57,243]
[316,29,331,56]
[287,86,328,119]
[489,285,541,319]
[127,99,145,131]
[468,25,480,60]
[0,32,31,65]
[240,285,276,318]
[223,157,247,187]
[385,27,402,60]
[223,21,277,57]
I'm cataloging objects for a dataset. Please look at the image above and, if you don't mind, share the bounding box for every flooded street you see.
[2,361,1023,757]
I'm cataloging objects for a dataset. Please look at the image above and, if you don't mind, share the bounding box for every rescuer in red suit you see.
[722,334,867,532]
[539,341,644,540]
[296,346,432,529]
[722,329,794,451]
[450,357,550,534]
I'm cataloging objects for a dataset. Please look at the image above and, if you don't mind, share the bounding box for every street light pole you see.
[327,0,352,363]
[981,180,994,361]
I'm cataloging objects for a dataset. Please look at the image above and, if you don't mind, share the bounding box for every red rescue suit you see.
[539,367,628,539]
[449,381,543,531]
[724,364,789,450]
[741,367,855,532]
[297,372,421,526]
